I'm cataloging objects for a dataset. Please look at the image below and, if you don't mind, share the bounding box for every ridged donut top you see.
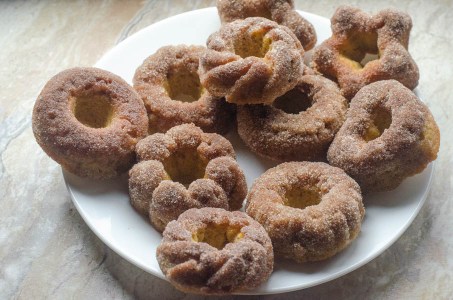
[157,207,273,294]
[217,0,317,50]
[199,17,304,104]
[312,5,419,99]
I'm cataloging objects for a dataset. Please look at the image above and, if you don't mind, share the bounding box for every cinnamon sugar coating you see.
[237,75,347,161]
[32,67,148,179]
[327,80,440,193]
[128,124,247,232]
[199,17,305,104]
[217,0,316,50]
[133,45,235,134]
[246,162,365,262]
[311,6,419,100]
[157,207,273,295]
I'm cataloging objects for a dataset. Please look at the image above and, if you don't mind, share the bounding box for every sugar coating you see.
[327,80,440,193]
[128,124,247,232]
[217,0,317,50]
[199,17,305,104]
[32,67,148,179]
[133,45,235,134]
[311,5,419,100]
[246,161,365,262]
[157,207,273,295]
[237,74,348,161]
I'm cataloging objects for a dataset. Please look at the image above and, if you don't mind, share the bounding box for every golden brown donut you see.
[32,67,148,179]
[311,6,419,100]
[327,80,440,193]
[246,161,365,262]
[128,124,247,232]
[157,207,273,295]
[217,0,317,50]
[199,17,305,105]
[237,74,347,161]
[133,45,235,134]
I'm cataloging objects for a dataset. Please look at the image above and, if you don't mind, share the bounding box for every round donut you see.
[217,0,317,51]
[246,161,365,262]
[128,124,247,232]
[133,45,235,134]
[237,74,347,161]
[199,17,305,105]
[327,80,440,193]
[32,67,148,179]
[311,6,419,100]
[157,207,273,295]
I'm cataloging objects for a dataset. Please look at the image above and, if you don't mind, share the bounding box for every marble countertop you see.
[1,0,452,299]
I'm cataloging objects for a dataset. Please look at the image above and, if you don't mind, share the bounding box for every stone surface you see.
[0,0,452,299]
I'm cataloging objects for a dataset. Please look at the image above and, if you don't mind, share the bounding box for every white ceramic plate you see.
[64,8,434,295]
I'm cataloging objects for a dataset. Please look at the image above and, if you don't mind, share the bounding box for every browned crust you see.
[128,124,247,232]
[32,67,148,179]
[217,0,317,50]
[246,161,365,262]
[237,75,347,161]
[199,17,305,105]
[157,207,274,295]
[311,6,419,100]
[327,80,440,193]
[133,45,235,134]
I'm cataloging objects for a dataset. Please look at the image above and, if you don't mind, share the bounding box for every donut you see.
[199,17,305,105]
[32,67,148,179]
[311,5,419,100]
[246,161,365,262]
[133,45,235,134]
[157,207,273,295]
[237,74,347,161]
[217,0,317,51]
[327,80,440,193]
[128,124,247,232]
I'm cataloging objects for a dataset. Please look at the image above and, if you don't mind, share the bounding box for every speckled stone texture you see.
[0,0,452,299]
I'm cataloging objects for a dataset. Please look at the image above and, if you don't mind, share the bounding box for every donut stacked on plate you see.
[32,1,440,296]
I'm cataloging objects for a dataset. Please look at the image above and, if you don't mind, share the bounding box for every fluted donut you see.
[217,0,317,50]
[133,45,235,134]
[246,161,365,262]
[157,207,273,295]
[312,6,419,100]
[199,17,304,105]
[237,74,347,161]
[128,124,247,232]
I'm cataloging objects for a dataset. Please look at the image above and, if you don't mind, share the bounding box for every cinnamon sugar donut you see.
[327,80,440,193]
[312,6,419,100]
[32,67,148,179]
[237,74,347,161]
[128,124,247,232]
[199,17,305,105]
[157,207,273,295]
[133,45,235,134]
[246,162,365,262]
[217,0,317,50]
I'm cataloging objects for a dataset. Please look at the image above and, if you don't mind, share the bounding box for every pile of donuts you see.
[32,0,440,295]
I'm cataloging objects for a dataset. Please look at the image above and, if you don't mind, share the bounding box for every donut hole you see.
[164,69,203,102]
[283,185,322,209]
[163,148,207,186]
[234,29,272,58]
[192,224,244,249]
[363,107,392,141]
[72,94,114,128]
[273,88,312,114]
[340,32,379,68]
